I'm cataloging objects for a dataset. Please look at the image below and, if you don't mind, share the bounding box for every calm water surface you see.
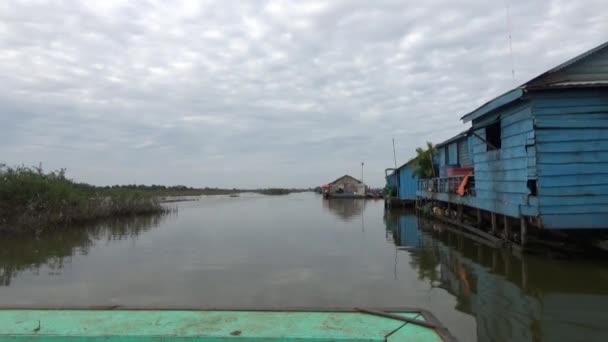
[1,192,608,341]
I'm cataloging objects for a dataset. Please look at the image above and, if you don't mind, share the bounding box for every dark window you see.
[527,179,537,196]
[485,122,501,151]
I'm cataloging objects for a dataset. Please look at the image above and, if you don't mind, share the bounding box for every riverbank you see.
[0,165,170,233]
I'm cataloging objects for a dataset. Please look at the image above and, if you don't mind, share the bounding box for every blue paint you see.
[416,42,608,230]
[461,88,524,122]
[447,143,458,165]
[398,164,418,200]
[385,160,419,201]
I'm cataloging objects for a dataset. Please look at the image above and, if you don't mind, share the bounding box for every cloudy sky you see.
[0,1,606,188]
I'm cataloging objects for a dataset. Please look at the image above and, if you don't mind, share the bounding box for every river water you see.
[1,192,607,341]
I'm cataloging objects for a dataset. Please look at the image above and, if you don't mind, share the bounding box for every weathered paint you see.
[457,139,472,167]
[532,88,608,229]
[386,171,399,192]
[328,175,366,197]
[0,309,448,341]
[468,101,537,219]
[417,41,608,230]
[385,161,418,201]
[398,163,418,201]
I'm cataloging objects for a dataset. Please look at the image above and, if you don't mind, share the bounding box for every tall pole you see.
[361,162,364,182]
[392,138,397,168]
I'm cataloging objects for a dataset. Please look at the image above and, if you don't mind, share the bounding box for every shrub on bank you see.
[0,164,169,232]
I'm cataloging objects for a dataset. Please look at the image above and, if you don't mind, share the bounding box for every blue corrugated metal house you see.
[417,41,608,231]
[386,159,419,205]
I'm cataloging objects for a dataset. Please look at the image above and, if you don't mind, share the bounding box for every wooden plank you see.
[532,88,607,99]
[539,184,608,196]
[537,162,608,176]
[534,97,608,108]
[537,151,608,164]
[475,180,529,193]
[474,157,528,172]
[540,204,608,215]
[501,106,533,126]
[536,140,608,153]
[520,204,539,216]
[415,190,522,217]
[536,129,608,142]
[538,194,608,204]
[502,120,534,139]
[474,148,530,162]
[475,190,523,202]
[535,119,608,129]
[474,169,528,181]
[539,174,608,187]
[431,213,503,245]
[534,106,608,119]
[520,218,527,247]
[541,213,608,230]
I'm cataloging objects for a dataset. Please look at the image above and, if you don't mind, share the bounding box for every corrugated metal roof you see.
[525,41,608,84]
[460,41,608,122]
[528,80,608,89]
[436,130,469,148]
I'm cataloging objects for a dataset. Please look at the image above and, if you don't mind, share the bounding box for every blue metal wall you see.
[398,164,418,200]
[532,88,608,229]
[386,171,399,191]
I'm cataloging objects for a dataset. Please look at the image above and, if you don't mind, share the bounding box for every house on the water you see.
[325,175,366,198]
[417,41,608,246]
[436,131,473,177]
[385,160,419,207]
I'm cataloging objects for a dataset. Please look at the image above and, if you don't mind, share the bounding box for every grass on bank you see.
[0,164,170,233]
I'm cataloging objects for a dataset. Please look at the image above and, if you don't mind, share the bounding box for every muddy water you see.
[1,192,607,341]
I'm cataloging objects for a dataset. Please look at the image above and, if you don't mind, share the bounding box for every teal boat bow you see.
[0,308,456,341]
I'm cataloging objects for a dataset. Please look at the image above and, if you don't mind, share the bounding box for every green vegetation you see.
[412,142,438,179]
[0,164,170,233]
[254,188,291,196]
[100,185,309,197]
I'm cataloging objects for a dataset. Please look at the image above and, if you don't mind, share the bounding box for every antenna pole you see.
[392,138,397,168]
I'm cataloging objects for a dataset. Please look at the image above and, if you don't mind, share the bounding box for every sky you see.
[0,1,606,188]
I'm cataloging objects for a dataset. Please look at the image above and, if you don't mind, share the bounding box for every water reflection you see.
[0,214,167,287]
[385,209,608,342]
[322,199,366,221]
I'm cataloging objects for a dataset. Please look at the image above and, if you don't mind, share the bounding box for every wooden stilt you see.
[476,208,482,227]
[504,251,510,277]
[520,217,527,248]
[521,257,528,290]
[457,204,463,223]
[503,215,510,241]
[491,212,497,235]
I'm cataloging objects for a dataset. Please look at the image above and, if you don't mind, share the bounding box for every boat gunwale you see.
[0,306,457,341]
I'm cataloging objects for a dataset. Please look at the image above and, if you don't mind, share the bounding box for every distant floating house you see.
[385,160,419,207]
[326,175,366,198]
[416,41,608,244]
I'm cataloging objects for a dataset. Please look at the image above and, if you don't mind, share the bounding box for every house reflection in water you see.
[384,211,608,342]
[383,209,422,249]
[322,199,366,222]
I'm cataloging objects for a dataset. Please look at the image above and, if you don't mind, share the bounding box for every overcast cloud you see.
[0,0,606,187]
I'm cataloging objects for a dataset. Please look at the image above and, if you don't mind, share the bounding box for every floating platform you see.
[0,308,455,341]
